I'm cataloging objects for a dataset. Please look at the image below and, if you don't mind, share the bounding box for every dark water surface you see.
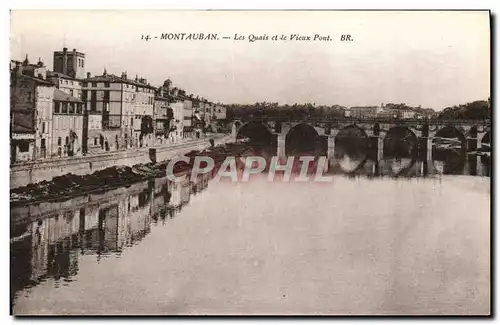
[10,151,490,315]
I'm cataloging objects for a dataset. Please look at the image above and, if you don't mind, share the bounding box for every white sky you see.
[10,10,490,110]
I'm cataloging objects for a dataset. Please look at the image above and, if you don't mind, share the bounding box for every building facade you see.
[47,71,82,100]
[10,61,54,163]
[82,72,156,153]
[52,89,84,158]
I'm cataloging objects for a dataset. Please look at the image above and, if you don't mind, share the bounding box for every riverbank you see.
[10,141,253,207]
[10,134,233,189]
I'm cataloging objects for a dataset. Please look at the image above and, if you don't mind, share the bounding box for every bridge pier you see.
[277,133,286,161]
[426,137,433,161]
[466,137,480,152]
[327,135,335,165]
[377,136,384,162]
[231,123,238,142]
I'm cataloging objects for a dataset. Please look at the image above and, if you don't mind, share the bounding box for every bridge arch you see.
[383,126,418,158]
[433,125,467,152]
[481,130,491,145]
[334,124,369,163]
[285,123,326,156]
[236,121,274,143]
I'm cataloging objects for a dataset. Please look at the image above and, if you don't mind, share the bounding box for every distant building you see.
[213,104,226,120]
[170,102,184,142]
[182,95,194,139]
[398,109,416,119]
[347,106,382,118]
[154,79,174,143]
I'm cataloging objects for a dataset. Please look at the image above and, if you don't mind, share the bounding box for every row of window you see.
[60,79,82,86]
[82,82,154,93]
[53,101,83,114]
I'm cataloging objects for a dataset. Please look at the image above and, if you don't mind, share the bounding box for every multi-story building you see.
[347,106,384,118]
[182,95,194,139]
[214,103,226,120]
[10,60,54,163]
[47,71,82,100]
[82,71,155,153]
[132,77,156,148]
[154,79,174,144]
[52,89,84,157]
[398,109,417,119]
[170,102,184,142]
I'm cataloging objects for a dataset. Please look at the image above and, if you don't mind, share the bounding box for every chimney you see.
[62,47,68,75]
[87,72,91,79]
[121,72,127,79]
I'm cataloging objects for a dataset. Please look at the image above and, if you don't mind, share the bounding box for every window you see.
[68,103,75,114]
[94,137,98,145]
[54,102,60,114]
[65,136,69,145]
[83,82,88,87]
[82,60,84,68]
[62,102,68,114]
[18,142,29,152]
[58,137,62,146]
[76,104,82,114]
[92,82,97,87]
[105,82,110,88]
[65,80,68,84]
[41,122,45,134]
[82,90,87,101]
[70,81,74,85]
[27,92,32,102]
[91,90,97,111]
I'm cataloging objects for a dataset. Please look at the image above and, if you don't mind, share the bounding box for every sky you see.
[10,10,490,110]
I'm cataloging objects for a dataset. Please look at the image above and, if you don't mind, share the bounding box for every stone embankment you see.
[10,134,233,189]
[10,141,253,206]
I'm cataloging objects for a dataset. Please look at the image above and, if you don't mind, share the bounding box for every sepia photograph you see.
[9,9,491,315]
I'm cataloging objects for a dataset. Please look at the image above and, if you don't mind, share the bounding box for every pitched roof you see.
[47,71,79,81]
[11,73,54,86]
[84,74,156,89]
[53,89,82,103]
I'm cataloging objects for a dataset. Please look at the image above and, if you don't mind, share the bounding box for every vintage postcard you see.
[9,10,491,315]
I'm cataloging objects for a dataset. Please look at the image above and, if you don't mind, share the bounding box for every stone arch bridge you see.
[231,117,491,162]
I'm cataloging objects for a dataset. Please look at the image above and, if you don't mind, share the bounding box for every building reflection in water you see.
[10,142,490,305]
[10,172,211,304]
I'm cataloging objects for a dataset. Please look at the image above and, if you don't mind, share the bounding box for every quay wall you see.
[10,135,233,189]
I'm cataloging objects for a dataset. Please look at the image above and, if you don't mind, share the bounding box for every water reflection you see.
[10,173,211,305]
[10,142,490,308]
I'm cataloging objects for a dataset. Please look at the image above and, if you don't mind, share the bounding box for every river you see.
[10,147,490,315]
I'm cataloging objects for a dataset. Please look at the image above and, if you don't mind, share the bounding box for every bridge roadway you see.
[231,117,491,162]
